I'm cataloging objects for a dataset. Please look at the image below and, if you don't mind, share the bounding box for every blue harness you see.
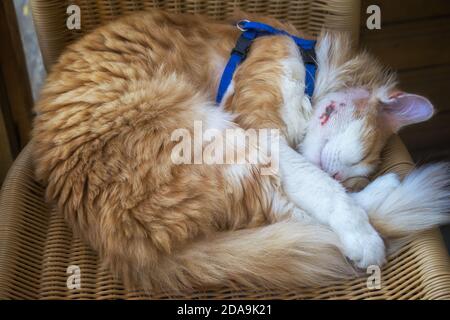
[216,20,317,104]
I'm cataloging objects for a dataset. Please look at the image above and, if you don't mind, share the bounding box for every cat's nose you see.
[332,172,343,181]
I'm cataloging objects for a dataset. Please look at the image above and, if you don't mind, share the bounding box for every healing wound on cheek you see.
[319,102,336,125]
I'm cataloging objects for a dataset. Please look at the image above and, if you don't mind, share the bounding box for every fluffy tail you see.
[133,165,449,291]
[133,219,357,291]
[125,165,449,291]
[369,163,450,241]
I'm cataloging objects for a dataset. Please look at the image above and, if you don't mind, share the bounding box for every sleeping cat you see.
[32,10,450,291]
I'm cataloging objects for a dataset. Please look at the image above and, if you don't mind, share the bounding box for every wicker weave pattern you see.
[1,137,449,299]
[30,0,360,70]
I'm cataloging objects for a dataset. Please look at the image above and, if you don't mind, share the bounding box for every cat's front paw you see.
[369,173,401,195]
[331,202,386,269]
[339,222,386,269]
[352,173,401,211]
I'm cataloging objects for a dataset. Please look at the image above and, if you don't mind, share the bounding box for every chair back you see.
[30,0,361,70]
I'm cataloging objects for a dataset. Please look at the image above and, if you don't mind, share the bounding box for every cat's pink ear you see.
[381,92,434,132]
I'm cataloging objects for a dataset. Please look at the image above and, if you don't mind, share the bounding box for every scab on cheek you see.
[319,101,336,126]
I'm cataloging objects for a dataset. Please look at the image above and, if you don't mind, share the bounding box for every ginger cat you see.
[32,10,450,291]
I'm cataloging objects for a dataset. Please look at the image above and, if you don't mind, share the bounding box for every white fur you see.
[200,104,253,183]
[313,33,345,102]
[279,45,312,146]
[278,141,385,268]
[277,42,385,268]
[201,103,235,132]
[301,89,374,180]
[364,164,450,232]
[351,173,401,212]
[219,80,235,108]
[277,33,447,271]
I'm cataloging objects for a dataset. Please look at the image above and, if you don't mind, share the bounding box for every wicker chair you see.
[0,0,449,299]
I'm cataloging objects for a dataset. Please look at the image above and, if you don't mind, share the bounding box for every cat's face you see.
[301,87,434,185]
[298,32,435,187]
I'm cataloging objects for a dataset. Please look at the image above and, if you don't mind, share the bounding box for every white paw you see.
[353,173,401,211]
[331,203,386,269]
[371,173,401,192]
[339,223,386,269]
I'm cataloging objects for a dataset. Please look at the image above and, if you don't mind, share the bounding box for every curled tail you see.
[127,165,450,291]
[132,219,356,291]
[368,163,450,240]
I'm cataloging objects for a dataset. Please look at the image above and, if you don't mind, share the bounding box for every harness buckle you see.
[301,48,316,65]
[231,34,253,58]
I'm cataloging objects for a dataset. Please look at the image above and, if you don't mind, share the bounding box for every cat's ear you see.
[381,92,434,132]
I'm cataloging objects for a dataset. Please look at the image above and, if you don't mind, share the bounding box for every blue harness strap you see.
[216,20,317,104]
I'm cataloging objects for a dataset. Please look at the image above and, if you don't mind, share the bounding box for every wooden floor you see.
[360,0,450,162]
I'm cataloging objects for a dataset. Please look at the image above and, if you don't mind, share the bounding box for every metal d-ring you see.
[236,19,250,32]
